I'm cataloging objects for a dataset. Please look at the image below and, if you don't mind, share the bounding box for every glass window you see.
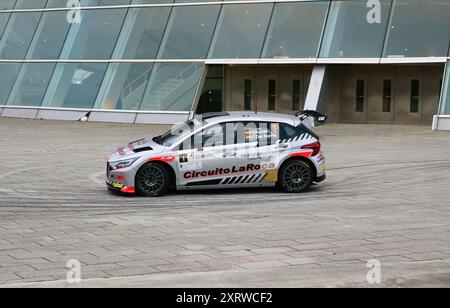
[42,63,109,109]
[201,124,225,148]
[268,79,276,111]
[160,3,221,59]
[94,63,154,110]
[196,65,224,114]
[0,1,15,40]
[0,63,20,105]
[244,79,252,110]
[0,1,16,10]
[356,79,365,112]
[441,62,450,115]
[320,0,391,58]
[383,79,392,113]
[59,8,128,59]
[6,63,56,107]
[209,4,273,59]
[292,79,301,111]
[0,12,44,59]
[384,0,450,58]
[280,123,299,140]
[14,0,48,9]
[26,10,72,59]
[114,4,172,59]
[140,63,204,111]
[156,118,200,149]
[410,79,420,113]
[262,1,328,59]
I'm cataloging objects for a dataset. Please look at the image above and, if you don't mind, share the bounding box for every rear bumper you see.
[315,174,326,183]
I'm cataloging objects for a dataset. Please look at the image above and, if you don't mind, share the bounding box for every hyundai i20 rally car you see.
[106,111,326,197]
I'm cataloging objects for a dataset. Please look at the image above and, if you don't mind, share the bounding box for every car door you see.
[234,121,280,186]
[174,123,239,188]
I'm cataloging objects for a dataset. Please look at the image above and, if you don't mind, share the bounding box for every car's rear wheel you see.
[279,160,313,193]
[135,163,170,197]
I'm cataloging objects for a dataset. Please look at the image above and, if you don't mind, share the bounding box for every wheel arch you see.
[137,160,177,189]
[278,156,317,182]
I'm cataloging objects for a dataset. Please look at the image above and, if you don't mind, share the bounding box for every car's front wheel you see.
[279,160,313,193]
[135,163,171,197]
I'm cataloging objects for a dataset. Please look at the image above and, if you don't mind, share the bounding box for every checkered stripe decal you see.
[278,133,314,144]
[221,173,267,185]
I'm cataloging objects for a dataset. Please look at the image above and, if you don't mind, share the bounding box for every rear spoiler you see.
[296,110,327,123]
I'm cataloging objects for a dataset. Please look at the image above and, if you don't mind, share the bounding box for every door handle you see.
[247,155,262,160]
[278,144,289,149]
[223,152,237,158]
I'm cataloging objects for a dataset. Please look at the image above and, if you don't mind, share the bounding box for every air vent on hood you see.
[133,147,153,153]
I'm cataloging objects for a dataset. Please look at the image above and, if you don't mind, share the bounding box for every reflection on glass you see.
[0,0,15,10]
[384,0,450,58]
[0,0,15,39]
[320,0,391,58]
[210,4,273,59]
[0,63,20,104]
[42,63,109,109]
[116,5,172,59]
[140,63,203,111]
[6,63,56,107]
[442,62,450,115]
[263,2,328,59]
[160,4,221,59]
[94,63,154,110]
[0,12,44,59]
[59,8,127,59]
[26,10,71,59]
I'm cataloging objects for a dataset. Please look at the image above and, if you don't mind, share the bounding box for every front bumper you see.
[106,162,136,194]
[315,174,326,183]
[106,180,135,194]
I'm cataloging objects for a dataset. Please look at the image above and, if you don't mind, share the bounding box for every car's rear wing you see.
[296,110,328,129]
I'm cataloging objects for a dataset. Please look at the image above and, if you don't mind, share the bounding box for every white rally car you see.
[106,111,326,197]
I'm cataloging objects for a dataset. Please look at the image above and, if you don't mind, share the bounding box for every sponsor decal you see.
[317,154,325,163]
[179,153,189,163]
[245,128,276,142]
[113,183,124,189]
[148,155,175,163]
[184,163,276,179]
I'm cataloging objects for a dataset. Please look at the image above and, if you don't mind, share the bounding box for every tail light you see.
[302,142,321,156]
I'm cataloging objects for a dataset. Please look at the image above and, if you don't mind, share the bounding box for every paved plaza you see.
[1,118,450,287]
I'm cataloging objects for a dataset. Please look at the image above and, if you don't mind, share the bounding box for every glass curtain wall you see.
[441,61,450,115]
[0,0,450,115]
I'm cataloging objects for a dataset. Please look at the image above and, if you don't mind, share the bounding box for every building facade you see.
[0,0,449,128]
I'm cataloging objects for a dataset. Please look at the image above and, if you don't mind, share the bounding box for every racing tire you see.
[135,163,171,197]
[279,159,313,193]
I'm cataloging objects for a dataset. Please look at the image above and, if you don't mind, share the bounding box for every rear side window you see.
[295,123,319,140]
[280,123,299,140]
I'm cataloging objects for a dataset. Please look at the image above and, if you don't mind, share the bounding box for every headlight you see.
[109,158,138,170]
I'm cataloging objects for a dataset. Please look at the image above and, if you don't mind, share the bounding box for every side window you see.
[174,124,225,151]
[234,122,279,146]
[280,123,300,140]
[201,124,225,148]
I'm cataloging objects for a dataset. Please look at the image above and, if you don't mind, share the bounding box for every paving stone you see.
[1,119,450,287]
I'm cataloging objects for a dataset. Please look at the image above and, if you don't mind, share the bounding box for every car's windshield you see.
[153,119,202,147]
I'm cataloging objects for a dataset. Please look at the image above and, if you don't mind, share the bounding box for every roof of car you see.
[201,111,298,125]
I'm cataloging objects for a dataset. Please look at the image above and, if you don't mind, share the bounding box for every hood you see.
[107,138,166,162]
